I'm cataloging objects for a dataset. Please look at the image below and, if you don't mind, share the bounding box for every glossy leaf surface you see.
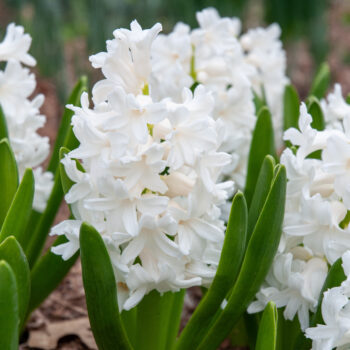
[198,165,286,350]
[245,107,276,207]
[0,139,19,228]
[0,260,19,350]
[256,302,278,350]
[176,192,248,350]
[80,222,132,350]
[0,168,34,245]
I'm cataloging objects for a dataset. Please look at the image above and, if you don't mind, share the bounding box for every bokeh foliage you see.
[1,0,329,98]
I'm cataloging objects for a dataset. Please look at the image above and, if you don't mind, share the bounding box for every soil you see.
[2,0,349,349]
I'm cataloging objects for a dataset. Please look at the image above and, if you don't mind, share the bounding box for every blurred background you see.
[0,0,349,101]
[0,0,349,149]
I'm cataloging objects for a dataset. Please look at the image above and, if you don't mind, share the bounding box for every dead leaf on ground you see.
[27,317,97,350]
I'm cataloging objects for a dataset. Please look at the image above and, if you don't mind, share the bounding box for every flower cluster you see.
[248,85,350,334]
[306,252,350,350]
[151,7,288,188]
[0,23,53,212]
[51,20,234,310]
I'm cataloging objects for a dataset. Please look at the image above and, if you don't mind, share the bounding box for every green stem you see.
[121,307,137,348]
[136,290,172,350]
[158,292,175,349]
[166,290,185,350]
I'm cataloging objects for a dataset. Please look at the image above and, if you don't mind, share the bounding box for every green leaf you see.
[80,222,133,350]
[0,260,18,350]
[28,235,79,315]
[247,155,275,241]
[47,76,87,174]
[176,192,248,350]
[309,62,330,99]
[0,237,30,329]
[20,211,41,257]
[25,169,64,267]
[0,105,8,141]
[256,302,278,350]
[198,165,286,350]
[0,168,34,245]
[293,258,346,350]
[346,94,350,105]
[245,107,276,207]
[307,97,325,131]
[283,85,300,131]
[0,139,19,228]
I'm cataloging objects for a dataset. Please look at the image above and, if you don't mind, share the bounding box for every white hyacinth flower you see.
[151,7,288,189]
[0,23,36,65]
[51,20,233,310]
[0,24,53,212]
[249,87,350,342]
[306,253,350,350]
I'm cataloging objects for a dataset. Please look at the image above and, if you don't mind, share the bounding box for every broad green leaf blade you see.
[25,168,63,267]
[283,85,300,131]
[309,62,330,99]
[47,76,87,174]
[256,302,278,350]
[0,105,8,141]
[198,165,286,350]
[0,260,19,350]
[308,97,325,131]
[80,223,132,350]
[247,155,275,241]
[20,211,41,255]
[0,168,34,244]
[293,258,346,350]
[0,237,30,329]
[176,192,248,350]
[0,139,19,228]
[28,235,79,314]
[245,107,276,207]
[346,94,350,105]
